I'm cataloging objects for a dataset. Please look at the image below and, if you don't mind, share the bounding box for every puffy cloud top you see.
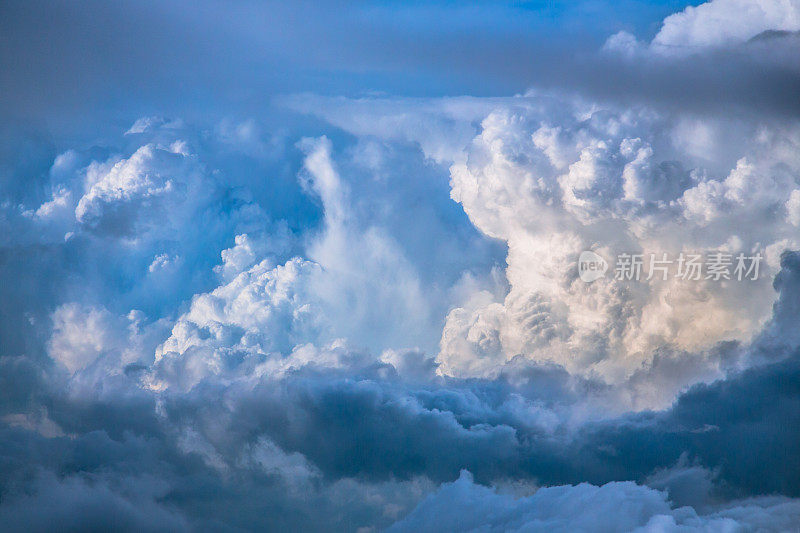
[653,0,800,52]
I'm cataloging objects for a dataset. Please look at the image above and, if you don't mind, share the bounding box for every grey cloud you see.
[0,472,189,533]
[1,325,799,530]
[3,0,798,133]
[388,470,800,532]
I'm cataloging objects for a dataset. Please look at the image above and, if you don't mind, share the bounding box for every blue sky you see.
[1,0,800,531]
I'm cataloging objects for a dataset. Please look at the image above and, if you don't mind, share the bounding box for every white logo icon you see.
[578,251,608,282]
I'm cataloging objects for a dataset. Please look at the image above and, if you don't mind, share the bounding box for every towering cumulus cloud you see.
[440,97,800,405]
[1,0,800,531]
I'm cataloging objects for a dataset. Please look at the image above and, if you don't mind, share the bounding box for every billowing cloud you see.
[652,0,800,52]
[291,88,800,409]
[440,98,800,401]
[2,0,800,530]
[604,0,800,66]
[389,471,800,532]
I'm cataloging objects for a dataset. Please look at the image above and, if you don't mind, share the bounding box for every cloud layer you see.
[1,0,800,531]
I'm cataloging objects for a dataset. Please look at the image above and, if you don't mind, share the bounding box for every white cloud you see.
[149,135,434,390]
[242,437,321,492]
[149,257,325,390]
[75,142,208,237]
[214,231,291,282]
[291,93,800,409]
[389,471,800,533]
[48,303,119,373]
[786,189,800,227]
[48,303,169,376]
[282,95,506,164]
[443,97,800,407]
[605,0,800,57]
[652,0,800,53]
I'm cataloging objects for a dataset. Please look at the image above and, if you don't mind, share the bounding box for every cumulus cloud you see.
[652,0,800,53]
[149,257,327,391]
[147,134,443,392]
[4,91,796,531]
[75,141,204,237]
[292,89,800,409]
[48,303,120,373]
[389,471,800,532]
[4,251,800,530]
[604,0,800,60]
[441,98,799,397]
[3,1,800,529]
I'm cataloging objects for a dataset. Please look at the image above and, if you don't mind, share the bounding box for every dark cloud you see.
[1,277,799,531]
[1,347,798,530]
[0,472,190,533]
[4,0,795,130]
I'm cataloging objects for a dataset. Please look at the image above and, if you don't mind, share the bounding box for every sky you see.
[1,0,800,531]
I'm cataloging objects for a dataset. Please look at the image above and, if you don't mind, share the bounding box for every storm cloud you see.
[2,0,800,531]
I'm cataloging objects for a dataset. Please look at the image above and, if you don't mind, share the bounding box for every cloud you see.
[289,88,800,409]
[147,133,447,393]
[3,95,798,528]
[48,303,124,373]
[11,88,796,526]
[388,470,800,532]
[74,141,204,237]
[3,254,800,530]
[149,257,328,391]
[0,472,190,533]
[2,1,800,528]
[652,0,800,53]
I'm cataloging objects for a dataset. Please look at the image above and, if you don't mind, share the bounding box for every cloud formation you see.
[652,0,800,52]
[2,0,800,531]
[390,471,800,532]
[291,88,800,409]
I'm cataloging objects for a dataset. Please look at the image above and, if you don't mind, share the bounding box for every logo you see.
[578,251,608,282]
